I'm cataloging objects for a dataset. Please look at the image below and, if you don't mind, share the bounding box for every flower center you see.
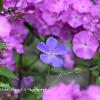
[48,50,54,57]
[84,42,88,46]
[83,42,88,49]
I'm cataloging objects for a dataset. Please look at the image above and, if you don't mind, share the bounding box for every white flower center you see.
[48,50,55,57]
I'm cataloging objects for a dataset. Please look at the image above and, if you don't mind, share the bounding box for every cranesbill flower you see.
[73,31,99,59]
[37,37,66,67]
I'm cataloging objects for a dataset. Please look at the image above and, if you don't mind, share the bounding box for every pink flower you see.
[42,82,100,100]
[42,0,66,14]
[78,85,100,100]
[82,15,99,32]
[42,12,58,26]
[86,85,100,100]
[72,0,92,13]
[0,16,11,37]
[42,82,81,100]
[73,31,99,59]
[90,3,100,18]
[66,10,83,28]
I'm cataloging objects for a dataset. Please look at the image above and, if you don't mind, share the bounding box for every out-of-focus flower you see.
[0,18,27,71]
[12,76,34,89]
[37,37,66,67]
[77,85,100,100]
[73,31,99,59]
[42,82,81,100]
[63,52,75,69]
[21,76,34,89]
[0,50,15,71]
[86,85,100,100]
[90,3,100,18]
[42,82,100,100]
[3,19,27,54]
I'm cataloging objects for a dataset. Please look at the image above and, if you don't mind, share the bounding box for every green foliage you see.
[0,67,18,79]
[0,82,11,89]
[0,0,3,11]
[22,87,42,100]
[0,43,7,49]
[96,77,100,85]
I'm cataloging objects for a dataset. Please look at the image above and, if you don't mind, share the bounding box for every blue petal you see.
[51,56,63,68]
[37,42,48,53]
[54,44,67,55]
[40,54,51,64]
[46,37,57,50]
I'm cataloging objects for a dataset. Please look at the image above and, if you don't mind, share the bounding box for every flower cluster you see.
[32,0,100,59]
[0,16,27,71]
[0,0,100,99]
[1,0,100,70]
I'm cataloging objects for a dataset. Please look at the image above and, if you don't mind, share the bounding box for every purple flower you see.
[37,37,66,67]
[21,76,34,89]
[12,76,34,89]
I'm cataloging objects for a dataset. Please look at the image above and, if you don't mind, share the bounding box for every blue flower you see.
[37,37,66,67]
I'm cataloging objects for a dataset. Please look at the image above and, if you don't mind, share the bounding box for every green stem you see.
[17,54,23,100]
[47,64,51,78]
[51,72,62,86]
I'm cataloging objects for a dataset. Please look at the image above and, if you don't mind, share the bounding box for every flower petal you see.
[46,37,57,50]
[40,54,51,64]
[54,44,67,55]
[51,56,63,68]
[37,42,48,53]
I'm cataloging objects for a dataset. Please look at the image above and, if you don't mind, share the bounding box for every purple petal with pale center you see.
[37,42,48,53]
[46,37,57,50]
[54,44,67,55]
[40,54,51,64]
[51,56,63,67]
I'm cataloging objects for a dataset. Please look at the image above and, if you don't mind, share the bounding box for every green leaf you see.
[96,77,100,85]
[0,67,18,79]
[0,43,7,49]
[24,32,34,46]
[0,82,11,89]
[92,70,99,77]
[22,88,42,100]
[0,0,3,11]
